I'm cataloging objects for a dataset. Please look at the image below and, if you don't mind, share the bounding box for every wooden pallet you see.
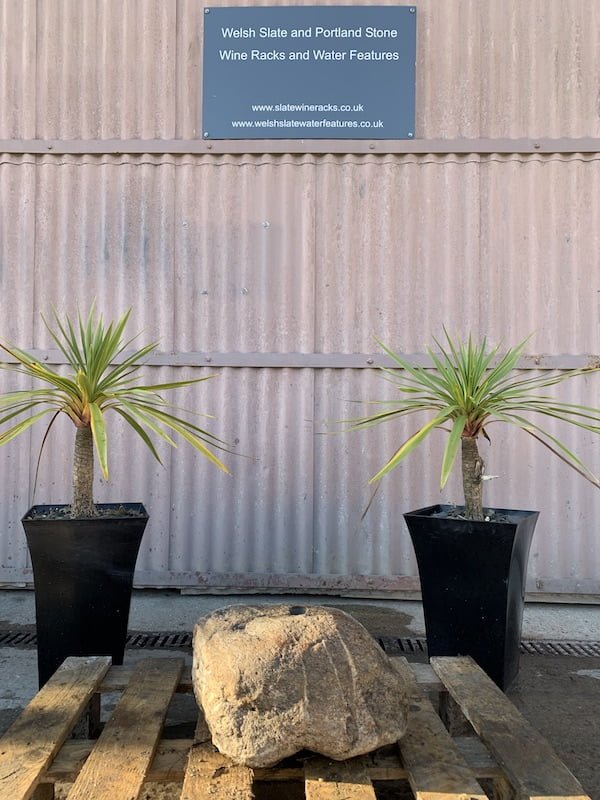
[0,654,591,800]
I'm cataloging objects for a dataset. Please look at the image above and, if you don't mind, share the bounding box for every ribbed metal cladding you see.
[4,0,600,139]
[34,0,177,139]
[314,154,483,352]
[311,153,600,355]
[168,368,315,576]
[0,0,36,139]
[0,153,599,592]
[31,156,177,344]
[0,157,35,578]
[477,1,600,139]
[480,154,600,353]
[1,1,600,595]
[173,155,317,353]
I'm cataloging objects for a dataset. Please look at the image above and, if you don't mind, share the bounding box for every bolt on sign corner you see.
[202,5,416,141]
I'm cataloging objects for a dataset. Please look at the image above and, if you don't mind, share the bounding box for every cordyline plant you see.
[0,308,229,518]
[346,332,600,521]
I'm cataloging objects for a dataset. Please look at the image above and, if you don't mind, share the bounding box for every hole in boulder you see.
[288,606,306,616]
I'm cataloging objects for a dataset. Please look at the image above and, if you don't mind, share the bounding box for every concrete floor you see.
[3,587,600,639]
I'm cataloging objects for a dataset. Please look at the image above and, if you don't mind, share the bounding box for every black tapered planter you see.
[404,504,538,690]
[22,503,148,687]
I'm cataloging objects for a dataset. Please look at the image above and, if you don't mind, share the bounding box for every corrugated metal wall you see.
[1,0,599,596]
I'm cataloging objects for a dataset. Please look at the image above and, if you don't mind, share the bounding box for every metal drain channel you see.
[521,639,600,657]
[1,628,600,657]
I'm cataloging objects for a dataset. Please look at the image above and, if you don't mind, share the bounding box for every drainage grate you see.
[0,629,195,650]
[1,628,600,657]
[0,630,37,648]
[376,636,428,655]
[520,639,600,657]
[376,636,600,658]
[126,632,193,649]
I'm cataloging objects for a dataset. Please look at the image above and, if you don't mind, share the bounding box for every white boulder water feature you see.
[192,604,409,767]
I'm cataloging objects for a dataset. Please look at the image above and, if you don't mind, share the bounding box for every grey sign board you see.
[202,6,416,140]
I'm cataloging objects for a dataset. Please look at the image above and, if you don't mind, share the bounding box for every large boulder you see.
[192,604,409,767]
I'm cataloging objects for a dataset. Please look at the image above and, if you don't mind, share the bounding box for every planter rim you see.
[404,503,538,520]
[22,502,149,523]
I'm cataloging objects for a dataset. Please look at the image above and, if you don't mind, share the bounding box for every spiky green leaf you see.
[0,308,231,514]
[344,331,600,518]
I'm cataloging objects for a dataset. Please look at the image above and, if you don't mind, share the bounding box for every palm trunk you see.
[72,425,96,517]
[461,437,485,520]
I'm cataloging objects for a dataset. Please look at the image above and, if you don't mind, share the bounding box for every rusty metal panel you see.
[0,157,36,342]
[178,0,205,140]
[0,412,33,581]
[310,154,600,592]
[313,368,424,580]
[24,152,318,353]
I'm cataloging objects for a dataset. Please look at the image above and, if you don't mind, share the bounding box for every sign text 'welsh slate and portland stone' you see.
[203,6,416,140]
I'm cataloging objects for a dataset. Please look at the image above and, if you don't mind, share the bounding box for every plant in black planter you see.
[346,332,600,688]
[0,308,229,685]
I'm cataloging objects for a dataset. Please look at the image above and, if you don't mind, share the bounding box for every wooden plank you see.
[431,657,591,800]
[181,719,254,800]
[42,734,505,788]
[99,663,194,694]
[393,658,488,800]
[305,757,377,800]
[180,744,254,799]
[65,657,183,800]
[0,656,111,800]
[43,739,379,785]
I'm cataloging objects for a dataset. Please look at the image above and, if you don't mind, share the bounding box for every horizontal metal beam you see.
[2,138,600,156]
[6,349,600,371]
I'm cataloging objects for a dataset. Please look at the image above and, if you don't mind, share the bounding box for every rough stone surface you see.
[192,604,409,767]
